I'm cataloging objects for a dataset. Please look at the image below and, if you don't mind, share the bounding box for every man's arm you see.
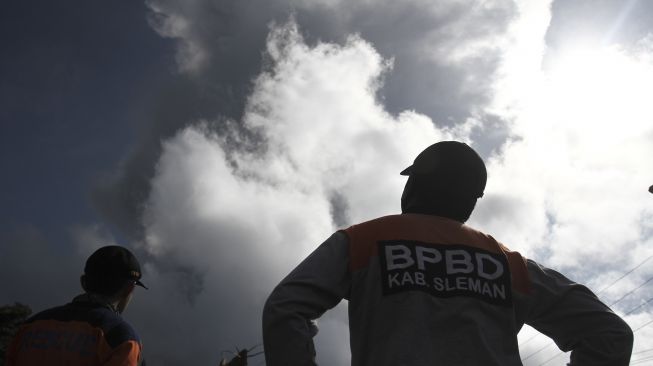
[262,231,351,366]
[516,260,633,365]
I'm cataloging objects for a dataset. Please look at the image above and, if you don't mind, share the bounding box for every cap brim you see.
[135,280,148,290]
[400,166,412,176]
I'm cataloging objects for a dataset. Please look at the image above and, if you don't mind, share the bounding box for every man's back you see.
[263,213,632,365]
[345,214,527,365]
[6,295,142,366]
[262,141,633,365]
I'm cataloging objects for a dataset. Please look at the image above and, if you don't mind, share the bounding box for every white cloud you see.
[478,33,653,269]
[136,20,469,364]
[470,4,653,364]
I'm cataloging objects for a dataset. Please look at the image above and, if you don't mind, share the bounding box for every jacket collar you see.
[72,293,119,314]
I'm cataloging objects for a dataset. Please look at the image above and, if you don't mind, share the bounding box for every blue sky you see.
[2,1,653,365]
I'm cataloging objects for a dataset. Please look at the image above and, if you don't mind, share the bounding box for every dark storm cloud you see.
[288,1,516,122]
[92,77,229,237]
[335,1,515,122]
[156,0,516,124]
[95,0,519,239]
[93,0,289,238]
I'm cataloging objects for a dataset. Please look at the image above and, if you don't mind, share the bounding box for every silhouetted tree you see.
[0,303,32,366]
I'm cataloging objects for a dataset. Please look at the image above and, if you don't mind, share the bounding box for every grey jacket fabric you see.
[262,215,632,366]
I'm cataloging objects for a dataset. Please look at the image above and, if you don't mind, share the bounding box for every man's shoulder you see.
[75,303,141,345]
[103,315,141,347]
[23,300,140,345]
[24,303,68,324]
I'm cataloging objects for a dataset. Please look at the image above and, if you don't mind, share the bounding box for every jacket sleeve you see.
[516,259,633,366]
[262,231,351,366]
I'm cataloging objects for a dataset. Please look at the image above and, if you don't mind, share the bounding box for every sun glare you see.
[541,44,652,143]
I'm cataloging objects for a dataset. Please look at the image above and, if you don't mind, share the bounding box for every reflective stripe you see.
[6,302,142,366]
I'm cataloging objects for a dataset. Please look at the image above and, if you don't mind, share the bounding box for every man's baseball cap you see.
[400,141,487,198]
[85,246,148,290]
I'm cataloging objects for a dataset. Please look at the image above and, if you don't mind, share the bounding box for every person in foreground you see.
[262,141,633,366]
[5,245,147,366]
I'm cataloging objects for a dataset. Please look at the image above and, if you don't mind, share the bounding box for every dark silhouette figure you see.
[5,246,147,366]
[263,141,633,366]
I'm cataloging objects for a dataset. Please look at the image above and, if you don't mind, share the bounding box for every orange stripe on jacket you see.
[342,214,531,294]
[6,318,141,366]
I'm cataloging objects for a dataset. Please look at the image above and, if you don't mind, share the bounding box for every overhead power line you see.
[632,347,653,356]
[537,350,564,365]
[633,318,653,333]
[624,296,653,316]
[536,311,653,365]
[522,343,554,362]
[631,354,653,365]
[608,275,653,308]
[597,255,653,295]
[519,332,541,347]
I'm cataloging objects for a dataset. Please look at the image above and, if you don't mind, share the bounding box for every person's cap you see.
[84,246,148,290]
[400,141,487,198]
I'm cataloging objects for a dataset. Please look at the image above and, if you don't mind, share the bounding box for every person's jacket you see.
[262,213,633,366]
[5,294,144,366]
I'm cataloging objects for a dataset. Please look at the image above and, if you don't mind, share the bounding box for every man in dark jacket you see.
[6,245,147,366]
[263,141,633,366]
